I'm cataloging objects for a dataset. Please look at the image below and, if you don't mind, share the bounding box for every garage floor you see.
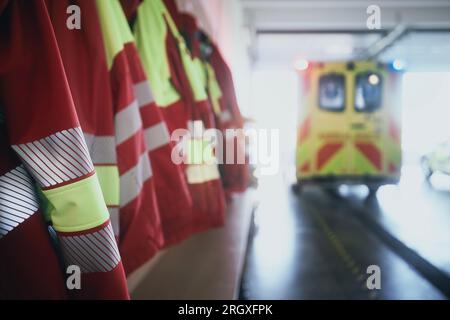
[240,169,449,300]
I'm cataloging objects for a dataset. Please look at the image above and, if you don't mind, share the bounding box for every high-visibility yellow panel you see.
[134,0,181,107]
[95,165,120,206]
[43,174,109,233]
[96,0,134,70]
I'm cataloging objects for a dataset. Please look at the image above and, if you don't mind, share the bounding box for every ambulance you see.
[294,60,403,196]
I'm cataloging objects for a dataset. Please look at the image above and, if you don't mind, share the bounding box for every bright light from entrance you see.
[402,72,450,162]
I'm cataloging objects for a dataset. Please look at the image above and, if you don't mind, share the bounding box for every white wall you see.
[402,72,450,163]
[250,67,299,178]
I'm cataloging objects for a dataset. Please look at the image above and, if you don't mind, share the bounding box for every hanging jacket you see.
[46,0,164,275]
[97,0,165,275]
[132,0,226,232]
[120,0,194,247]
[162,0,229,203]
[0,0,129,299]
[178,13,249,194]
[209,42,249,194]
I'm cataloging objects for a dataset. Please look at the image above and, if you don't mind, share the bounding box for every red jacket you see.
[47,0,164,275]
[123,41,195,247]
[0,0,129,299]
[210,45,249,194]
[177,13,249,195]
[163,0,226,229]
[125,0,226,237]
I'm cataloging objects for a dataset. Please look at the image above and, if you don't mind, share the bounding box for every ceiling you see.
[240,0,450,70]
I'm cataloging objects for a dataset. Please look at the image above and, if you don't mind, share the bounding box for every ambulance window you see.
[355,72,383,112]
[319,74,345,112]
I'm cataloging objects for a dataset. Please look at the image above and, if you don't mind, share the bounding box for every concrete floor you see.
[240,168,449,300]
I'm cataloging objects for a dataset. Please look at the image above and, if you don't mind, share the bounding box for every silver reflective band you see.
[115,100,142,145]
[120,153,153,207]
[59,222,121,273]
[186,163,220,184]
[0,166,39,239]
[144,122,170,152]
[108,207,120,237]
[12,127,94,188]
[83,134,117,164]
[134,81,154,108]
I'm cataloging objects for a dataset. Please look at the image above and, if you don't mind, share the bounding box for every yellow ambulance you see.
[294,60,402,195]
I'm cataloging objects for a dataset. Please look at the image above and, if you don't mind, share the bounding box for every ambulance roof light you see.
[392,59,406,71]
[294,59,309,71]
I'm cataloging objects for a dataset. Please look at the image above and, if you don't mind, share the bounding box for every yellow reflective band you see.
[43,174,109,233]
[36,188,52,223]
[186,139,216,165]
[95,165,120,207]
[186,163,220,184]
[96,0,135,70]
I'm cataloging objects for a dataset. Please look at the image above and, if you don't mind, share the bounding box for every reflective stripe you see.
[54,131,92,172]
[120,153,153,207]
[144,122,170,152]
[115,100,142,145]
[134,81,154,108]
[186,163,220,184]
[59,222,121,273]
[108,207,120,237]
[43,173,109,233]
[317,143,344,171]
[83,134,117,164]
[355,143,382,171]
[12,127,94,188]
[0,166,39,239]
[95,166,120,206]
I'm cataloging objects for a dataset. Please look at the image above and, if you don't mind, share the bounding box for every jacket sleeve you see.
[0,0,129,299]
[210,45,245,129]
